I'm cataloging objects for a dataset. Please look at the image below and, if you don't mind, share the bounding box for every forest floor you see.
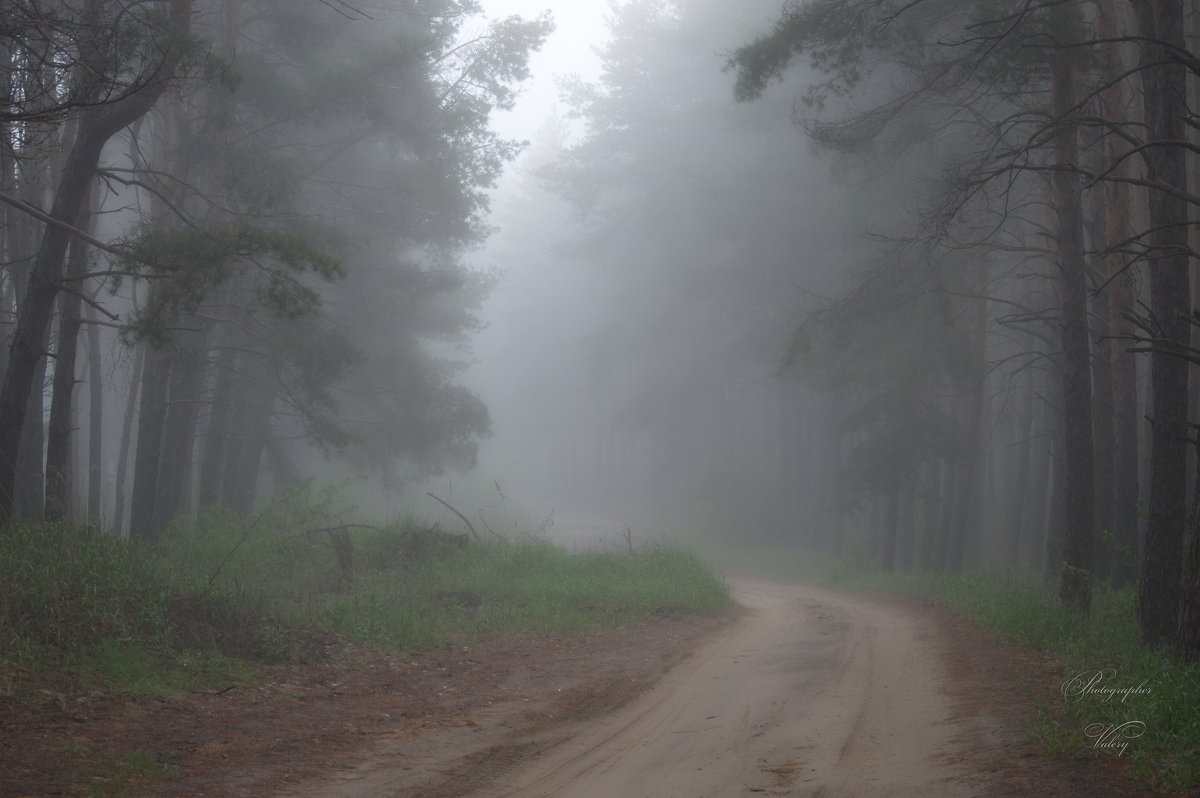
[0,580,1180,798]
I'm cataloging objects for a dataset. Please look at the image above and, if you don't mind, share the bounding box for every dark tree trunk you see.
[198,345,237,508]
[45,190,95,523]
[219,368,249,510]
[12,318,47,524]
[112,344,144,534]
[1181,435,1200,660]
[1095,0,1141,590]
[946,292,987,573]
[156,326,207,526]
[1135,0,1189,645]
[44,276,83,523]
[85,304,103,521]
[1007,366,1035,568]
[0,0,192,530]
[1050,52,1095,613]
[225,366,274,514]
[128,344,170,542]
[1090,276,1116,585]
[1045,430,1067,583]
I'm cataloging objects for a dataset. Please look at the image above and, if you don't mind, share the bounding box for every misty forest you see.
[2,0,1200,794]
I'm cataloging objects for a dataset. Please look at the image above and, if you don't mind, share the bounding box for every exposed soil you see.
[0,581,1183,797]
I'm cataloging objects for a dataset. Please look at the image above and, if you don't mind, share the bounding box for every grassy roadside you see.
[0,510,731,702]
[696,542,1199,793]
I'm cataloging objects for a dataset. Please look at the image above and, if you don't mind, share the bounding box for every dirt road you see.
[2,577,1159,797]
[482,579,971,798]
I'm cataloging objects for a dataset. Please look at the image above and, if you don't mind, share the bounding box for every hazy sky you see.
[479,0,610,141]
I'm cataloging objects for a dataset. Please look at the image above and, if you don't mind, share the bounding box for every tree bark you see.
[1049,48,1096,613]
[128,343,170,542]
[198,345,237,508]
[1045,428,1067,583]
[1135,0,1189,645]
[112,344,144,534]
[1007,364,1035,567]
[946,289,987,573]
[85,303,103,521]
[0,0,192,530]
[45,188,96,523]
[225,363,274,514]
[156,325,207,526]
[1095,0,1141,590]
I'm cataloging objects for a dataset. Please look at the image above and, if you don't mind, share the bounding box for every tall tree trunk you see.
[947,290,987,573]
[112,344,144,534]
[128,343,171,541]
[1051,50,1095,614]
[1108,297,1140,587]
[1026,382,1054,574]
[45,187,95,522]
[0,0,192,530]
[156,326,207,527]
[1045,427,1067,583]
[1090,271,1117,583]
[44,273,83,523]
[219,367,249,510]
[1179,0,1200,660]
[1094,0,1142,590]
[198,345,237,508]
[1007,365,1035,567]
[225,365,274,514]
[1135,0,1189,644]
[85,303,103,521]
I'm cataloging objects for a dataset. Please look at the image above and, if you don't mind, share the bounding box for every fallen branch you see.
[426,492,480,542]
[476,510,509,544]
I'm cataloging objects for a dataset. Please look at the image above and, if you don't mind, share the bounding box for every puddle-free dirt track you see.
[283,579,1156,798]
[0,579,1164,797]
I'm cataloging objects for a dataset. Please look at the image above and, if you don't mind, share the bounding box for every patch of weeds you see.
[84,747,182,797]
[258,617,300,663]
[89,639,165,694]
[2,488,731,697]
[321,540,731,650]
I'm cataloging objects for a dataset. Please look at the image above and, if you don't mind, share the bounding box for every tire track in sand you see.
[483,579,975,798]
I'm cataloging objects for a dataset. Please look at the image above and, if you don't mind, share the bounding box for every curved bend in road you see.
[489,579,974,798]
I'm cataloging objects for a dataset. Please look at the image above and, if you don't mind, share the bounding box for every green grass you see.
[699,542,1199,793]
[83,747,183,797]
[1,492,731,699]
[0,522,259,696]
[323,541,732,649]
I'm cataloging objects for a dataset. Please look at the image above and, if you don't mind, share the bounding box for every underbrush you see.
[324,539,731,649]
[1,490,730,698]
[0,522,248,696]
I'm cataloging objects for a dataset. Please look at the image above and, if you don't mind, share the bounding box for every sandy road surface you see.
[485,579,972,798]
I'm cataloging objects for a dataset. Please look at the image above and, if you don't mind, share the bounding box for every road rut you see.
[485,579,972,798]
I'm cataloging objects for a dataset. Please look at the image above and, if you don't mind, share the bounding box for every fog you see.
[6,5,1200,793]
[2,0,1193,613]
[456,1,896,550]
